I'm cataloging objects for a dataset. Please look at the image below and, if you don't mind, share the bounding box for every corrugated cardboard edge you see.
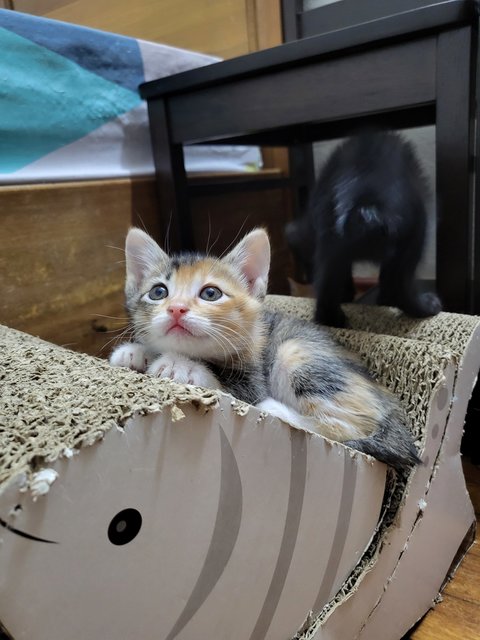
[292,319,480,640]
[0,325,220,496]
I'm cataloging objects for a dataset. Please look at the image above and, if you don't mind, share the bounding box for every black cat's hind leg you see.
[285,217,315,283]
[378,232,442,318]
[313,247,352,327]
[342,269,356,303]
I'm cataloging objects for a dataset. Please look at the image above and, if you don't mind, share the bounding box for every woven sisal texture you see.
[265,295,479,353]
[0,325,219,494]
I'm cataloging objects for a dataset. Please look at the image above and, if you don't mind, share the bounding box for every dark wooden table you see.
[140,0,479,314]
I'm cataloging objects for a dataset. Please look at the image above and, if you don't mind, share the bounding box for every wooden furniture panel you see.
[191,186,293,297]
[167,38,436,144]
[11,0,284,61]
[0,179,160,357]
[296,0,467,38]
[436,27,474,312]
[0,176,291,356]
[12,0,252,59]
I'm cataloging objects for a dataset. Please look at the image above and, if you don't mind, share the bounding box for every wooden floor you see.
[407,459,480,639]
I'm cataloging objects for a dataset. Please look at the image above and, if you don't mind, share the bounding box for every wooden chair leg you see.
[473,20,480,314]
[146,99,193,251]
[436,27,473,313]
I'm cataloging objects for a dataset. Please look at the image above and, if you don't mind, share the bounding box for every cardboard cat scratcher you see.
[0,296,478,640]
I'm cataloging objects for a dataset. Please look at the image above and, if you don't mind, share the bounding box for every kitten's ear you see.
[125,228,168,290]
[223,228,270,298]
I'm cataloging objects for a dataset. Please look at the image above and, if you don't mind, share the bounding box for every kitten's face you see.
[124,229,270,362]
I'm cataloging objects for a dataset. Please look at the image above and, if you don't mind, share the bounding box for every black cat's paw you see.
[341,283,356,303]
[419,292,442,316]
[402,292,442,318]
[314,305,348,328]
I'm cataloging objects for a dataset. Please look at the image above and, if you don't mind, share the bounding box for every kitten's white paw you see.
[109,343,148,372]
[148,354,220,389]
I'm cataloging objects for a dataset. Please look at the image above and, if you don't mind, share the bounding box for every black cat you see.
[286,131,442,328]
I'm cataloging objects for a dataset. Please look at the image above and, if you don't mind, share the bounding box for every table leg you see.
[146,98,194,251]
[436,27,473,313]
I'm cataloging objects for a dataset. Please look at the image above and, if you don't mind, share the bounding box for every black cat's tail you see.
[344,414,422,471]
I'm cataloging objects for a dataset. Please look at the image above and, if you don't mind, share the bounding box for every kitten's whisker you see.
[164,209,173,256]
[205,213,212,255]
[204,327,248,374]
[218,217,251,259]
[207,322,253,352]
[207,322,257,359]
[207,230,222,257]
[97,327,129,335]
[201,329,234,370]
[100,324,136,353]
[91,314,130,321]
[210,317,259,338]
[132,211,149,234]
[202,325,237,358]
[205,215,222,257]
[202,215,222,259]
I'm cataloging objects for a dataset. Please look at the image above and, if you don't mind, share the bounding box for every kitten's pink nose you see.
[168,303,189,321]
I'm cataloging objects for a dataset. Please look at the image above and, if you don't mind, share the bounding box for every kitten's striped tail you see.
[344,412,422,471]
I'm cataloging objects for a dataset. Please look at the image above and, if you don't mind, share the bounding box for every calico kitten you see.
[110,227,420,469]
[286,131,442,328]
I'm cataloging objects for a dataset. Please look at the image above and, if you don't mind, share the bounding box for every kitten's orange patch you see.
[296,373,382,440]
[276,339,310,371]
[173,259,246,300]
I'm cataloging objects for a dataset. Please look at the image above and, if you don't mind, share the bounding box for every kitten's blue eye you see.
[200,286,222,301]
[148,284,168,300]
